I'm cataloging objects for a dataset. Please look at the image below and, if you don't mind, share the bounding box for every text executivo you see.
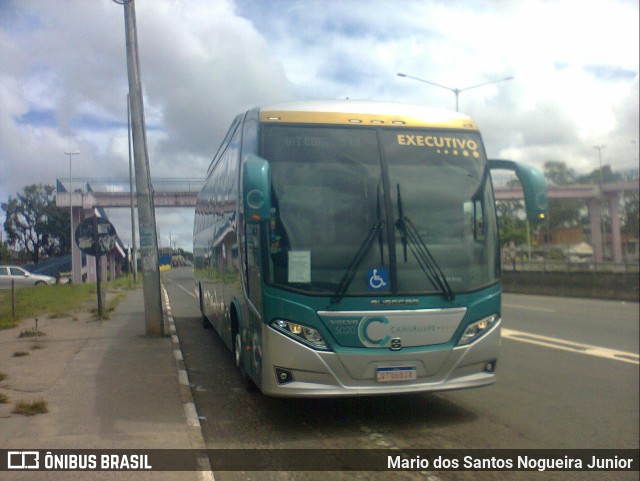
[397,134,480,158]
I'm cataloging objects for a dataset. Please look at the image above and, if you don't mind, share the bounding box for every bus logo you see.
[358,316,391,347]
[390,338,402,351]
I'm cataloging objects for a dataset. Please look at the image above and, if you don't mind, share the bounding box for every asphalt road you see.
[162,267,639,481]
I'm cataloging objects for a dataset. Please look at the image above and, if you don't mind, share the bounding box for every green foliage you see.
[1,184,69,263]
[0,277,136,329]
[544,160,577,186]
[576,164,616,184]
[0,241,10,261]
[541,161,640,234]
[496,201,528,247]
[621,192,639,236]
[547,198,585,230]
[542,161,584,230]
[0,283,93,329]
[13,399,49,416]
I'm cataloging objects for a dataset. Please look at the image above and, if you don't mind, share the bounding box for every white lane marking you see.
[502,328,639,365]
[163,282,216,481]
[502,303,556,313]
[165,276,198,298]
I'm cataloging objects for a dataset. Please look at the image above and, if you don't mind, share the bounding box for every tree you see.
[621,192,639,237]
[496,201,527,247]
[544,160,577,186]
[543,160,585,230]
[0,240,11,261]
[1,184,69,263]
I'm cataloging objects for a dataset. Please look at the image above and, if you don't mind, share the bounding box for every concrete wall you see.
[502,271,639,302]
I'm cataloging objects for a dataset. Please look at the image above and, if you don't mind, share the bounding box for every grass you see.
[0,371,6,382]
[18,328,46,338]
[12,399,49,416]
[0,275,137,330]
[13,351,29,357]
[0,392,8,404]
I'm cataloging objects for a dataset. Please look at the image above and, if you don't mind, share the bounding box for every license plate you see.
[376,366,417,382]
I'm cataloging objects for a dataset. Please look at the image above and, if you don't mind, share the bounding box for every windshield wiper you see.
[332,187,385,304]
[331,219,385,304]
[395,184,455,301]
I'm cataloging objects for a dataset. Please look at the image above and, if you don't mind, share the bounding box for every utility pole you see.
[118,0,163,336]
[127,93,138,284]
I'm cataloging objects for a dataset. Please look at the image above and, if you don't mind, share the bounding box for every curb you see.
[162,286,215,481]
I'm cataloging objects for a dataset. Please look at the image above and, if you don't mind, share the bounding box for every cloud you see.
[1,0,638,250]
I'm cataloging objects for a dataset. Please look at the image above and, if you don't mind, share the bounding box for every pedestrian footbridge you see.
[56,172,638,282]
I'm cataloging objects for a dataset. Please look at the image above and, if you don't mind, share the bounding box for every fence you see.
[501,261,639,302]
[502,259,640,274]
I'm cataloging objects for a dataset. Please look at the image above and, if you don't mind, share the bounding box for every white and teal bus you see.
[194,100,547,397]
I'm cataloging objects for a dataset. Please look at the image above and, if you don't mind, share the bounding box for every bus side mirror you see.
[243,155,271,223]
[488,159,548,224]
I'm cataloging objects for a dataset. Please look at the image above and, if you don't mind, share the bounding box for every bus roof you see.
[258,99,478,130]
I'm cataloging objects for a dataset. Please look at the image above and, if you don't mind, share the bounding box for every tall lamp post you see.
[593,145,606,261]
[397,73,514,111]
[64,150,80,282]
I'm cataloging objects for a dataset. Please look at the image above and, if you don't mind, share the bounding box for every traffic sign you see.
[75,216,117,256]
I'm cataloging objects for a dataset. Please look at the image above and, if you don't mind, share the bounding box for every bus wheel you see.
[234,332,243,369]
[234,331,256,391]
[199,285,211,329]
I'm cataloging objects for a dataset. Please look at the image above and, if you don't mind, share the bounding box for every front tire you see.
[199,285,211,329]
[234,330,256,391]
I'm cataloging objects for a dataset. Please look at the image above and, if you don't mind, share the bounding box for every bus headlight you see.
[271,319,329,350]
[457,314,499,346]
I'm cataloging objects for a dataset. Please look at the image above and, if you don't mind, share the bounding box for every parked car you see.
[0,265,56,288]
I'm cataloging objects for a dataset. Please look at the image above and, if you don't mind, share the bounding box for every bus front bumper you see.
[259,319,501,397]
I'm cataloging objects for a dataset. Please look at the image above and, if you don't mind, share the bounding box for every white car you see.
[0,265,56,288]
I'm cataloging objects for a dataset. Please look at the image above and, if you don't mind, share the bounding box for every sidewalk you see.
[0,286,208,480]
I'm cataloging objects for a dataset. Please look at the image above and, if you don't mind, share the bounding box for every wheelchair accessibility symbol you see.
[367,267,390,291]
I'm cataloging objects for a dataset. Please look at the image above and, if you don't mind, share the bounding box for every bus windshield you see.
[261,125,498,297]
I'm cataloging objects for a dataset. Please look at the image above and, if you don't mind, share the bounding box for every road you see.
[162,267,639,481]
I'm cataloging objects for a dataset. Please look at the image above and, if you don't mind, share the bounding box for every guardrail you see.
[502,259,640,274]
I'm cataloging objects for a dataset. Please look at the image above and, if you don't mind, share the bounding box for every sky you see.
[0,0,638,251]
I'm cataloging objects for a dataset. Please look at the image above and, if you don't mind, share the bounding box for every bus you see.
[193,100,547,397]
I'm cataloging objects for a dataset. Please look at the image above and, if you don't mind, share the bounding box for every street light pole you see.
[64,150,80,282]
[594,145,606,261]
[397,73,514,111]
